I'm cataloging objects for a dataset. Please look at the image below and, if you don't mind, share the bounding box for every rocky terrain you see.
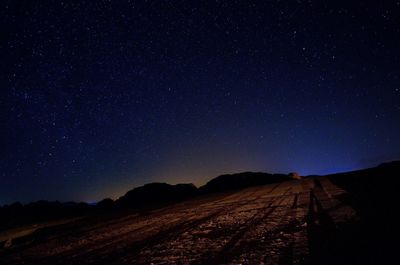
[1,161,398,264]
[0,177,358,264]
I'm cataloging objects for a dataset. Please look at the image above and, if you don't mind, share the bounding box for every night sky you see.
[1,1,400,205]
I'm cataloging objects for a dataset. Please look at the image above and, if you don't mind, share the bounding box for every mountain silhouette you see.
[1,161,399,231]
[199,172,290,193]
[115,183,198,208]
[1,161,399,264]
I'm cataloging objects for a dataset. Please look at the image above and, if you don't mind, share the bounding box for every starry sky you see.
[1,1,400,204]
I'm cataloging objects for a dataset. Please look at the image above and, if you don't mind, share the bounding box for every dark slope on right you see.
[324,161,399,264]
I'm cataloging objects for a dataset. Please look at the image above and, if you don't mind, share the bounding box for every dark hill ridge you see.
[1,161,399,263]
[0,171,292,229]
[113,172,291,209]
[2,162,400,213]
[115,183,197,208]
[321,160,400,264]
[1,161,400,231]
[324,160,399,217]
[199,172,290,193]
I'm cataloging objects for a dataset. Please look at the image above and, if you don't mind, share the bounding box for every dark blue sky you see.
[1,1,399,204]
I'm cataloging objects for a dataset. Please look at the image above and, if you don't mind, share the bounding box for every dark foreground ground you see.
[0,172,397,265]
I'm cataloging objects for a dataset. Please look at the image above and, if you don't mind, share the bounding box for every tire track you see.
[219,181,312,265]
[67,184,284,265]
[125,184,285,265]
[208,192,292,264]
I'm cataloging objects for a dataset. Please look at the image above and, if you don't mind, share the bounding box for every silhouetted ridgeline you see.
[326,160,399,222]
[199,172,290,193]
[2,162,400,232]
[114,172,293,209]
[0,171,290,230]
[325,161,400,264]
[0,201,93,230]
[115,183,198,208]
